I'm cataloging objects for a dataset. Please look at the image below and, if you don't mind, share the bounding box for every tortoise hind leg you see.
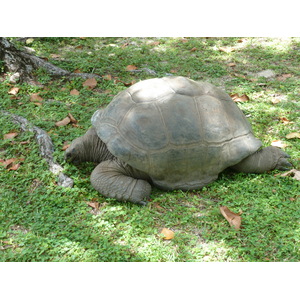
[90,160,151,205]
[231,146,292,173]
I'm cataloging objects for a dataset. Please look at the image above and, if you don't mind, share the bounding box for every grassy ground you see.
[0,37,299,262]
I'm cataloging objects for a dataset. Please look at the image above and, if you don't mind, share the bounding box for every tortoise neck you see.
[83,127,114,163]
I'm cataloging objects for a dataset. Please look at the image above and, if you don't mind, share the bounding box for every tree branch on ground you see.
[1,110,74,188]
[0,37,102,84]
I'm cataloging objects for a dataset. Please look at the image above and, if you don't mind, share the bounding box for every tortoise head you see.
[65,127,113,164]
[65,136,85,164]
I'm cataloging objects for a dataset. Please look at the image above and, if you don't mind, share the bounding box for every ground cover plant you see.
[0,37,299,262]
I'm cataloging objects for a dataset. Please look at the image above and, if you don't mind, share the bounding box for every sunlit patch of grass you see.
[1,37,299,262]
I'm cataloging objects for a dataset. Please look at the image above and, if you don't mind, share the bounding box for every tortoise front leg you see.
[90,160,152,205]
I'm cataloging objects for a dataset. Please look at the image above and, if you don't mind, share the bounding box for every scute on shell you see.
[92,76,262,190]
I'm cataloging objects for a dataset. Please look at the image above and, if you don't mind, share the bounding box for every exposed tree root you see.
[0,37,102,84]
[1,110,73,188]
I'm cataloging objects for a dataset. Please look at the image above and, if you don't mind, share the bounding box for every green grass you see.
[0,37,299,261]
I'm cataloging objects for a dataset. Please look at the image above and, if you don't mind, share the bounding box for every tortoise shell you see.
[91,76,262,190]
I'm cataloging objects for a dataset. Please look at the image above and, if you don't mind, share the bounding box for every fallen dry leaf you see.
[55,114,77,127]
[150,41,160,46]
[280,169,300,181]
[123,80,136,87]
[30,93,43,102]
[87,201,100,210]
[219,46,235,53]
[276,73,292,81]
[220,206,242,230]
[68,113,77,124]
[152,202,165,212]
[0,158,24,170]
[248,78,258,82]
[230,93,250,102]
[234,73,247,79]
[126,65,138,71]
[82,78,97,89]
[8,87,20,95]
[86,201,101,215]
[70,89,80,95]
[62,142,70,151]
[279,117,292,124]
[160,228,175,240]
[0,158,17,168]
[121,42,129,48]
[4,132,18,140]
[55,116,71,127]
[8,163,21,171]
[286,132,300,139]
[271,140,288,148]
[103,74,113,81]
[115,79,136,87]
[227,62,236,67]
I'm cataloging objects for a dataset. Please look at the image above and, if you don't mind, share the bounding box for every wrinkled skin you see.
[231,146,292,173]
[65,127,151,205]
[65,127,114,164]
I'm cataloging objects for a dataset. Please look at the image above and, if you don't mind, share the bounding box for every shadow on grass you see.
[1,165,299,262]
[0,187,149,262]
[1,37,299,262]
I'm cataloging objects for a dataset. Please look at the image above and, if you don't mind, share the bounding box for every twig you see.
[1,110,73,188]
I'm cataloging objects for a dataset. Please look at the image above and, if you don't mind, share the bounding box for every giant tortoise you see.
[65,76,291,205]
